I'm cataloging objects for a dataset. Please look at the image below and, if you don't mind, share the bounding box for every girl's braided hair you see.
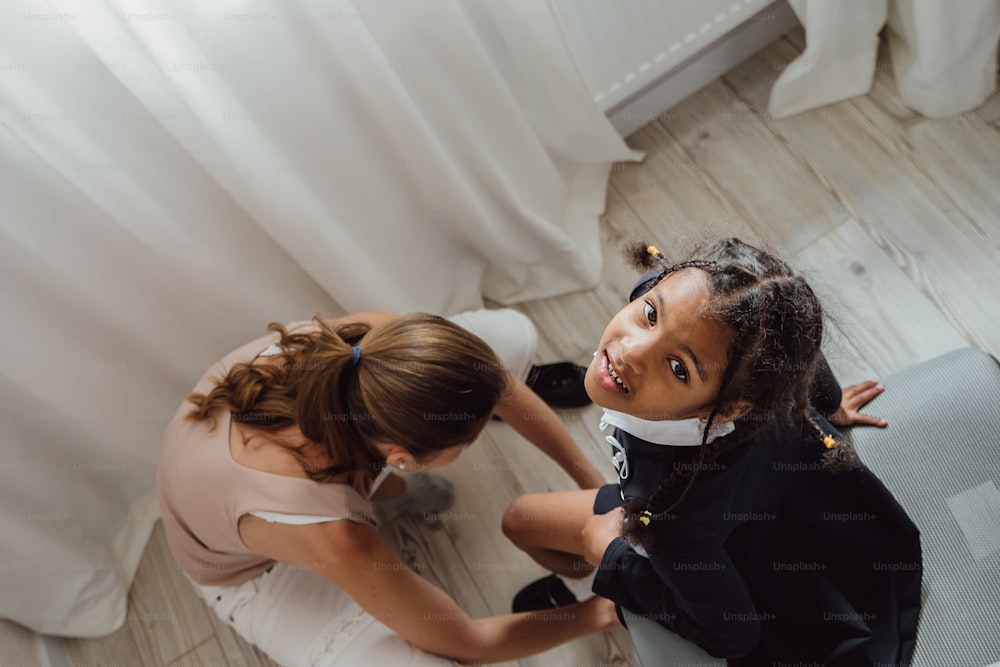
[620,238,859,548]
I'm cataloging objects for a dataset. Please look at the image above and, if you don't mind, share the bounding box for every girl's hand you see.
[581,508,624,567]
[829,380,888,428]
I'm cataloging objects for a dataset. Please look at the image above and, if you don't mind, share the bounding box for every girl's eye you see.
[669,358,688,382]
[643,301,657,324]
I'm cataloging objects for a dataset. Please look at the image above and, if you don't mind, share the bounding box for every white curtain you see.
[0,0,638,637]
[769,0,1000,118]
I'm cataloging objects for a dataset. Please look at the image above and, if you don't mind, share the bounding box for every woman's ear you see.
[712,400,753,424]
[375,443,416,471]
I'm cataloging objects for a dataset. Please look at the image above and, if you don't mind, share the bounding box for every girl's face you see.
[585,269,736,422]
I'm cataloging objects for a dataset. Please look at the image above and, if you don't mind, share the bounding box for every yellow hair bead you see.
[823,435,836,449]
[647,245,661,257]
[638,510,652,526]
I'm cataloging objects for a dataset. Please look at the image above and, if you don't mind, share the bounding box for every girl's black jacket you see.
[592,358,922,666]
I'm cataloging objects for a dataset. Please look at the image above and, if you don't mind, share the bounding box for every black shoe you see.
[526,362,592,408]
[511,574,579,613]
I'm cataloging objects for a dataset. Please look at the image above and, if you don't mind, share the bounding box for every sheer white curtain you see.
[0,0,638,637]
[769,0,1000,118]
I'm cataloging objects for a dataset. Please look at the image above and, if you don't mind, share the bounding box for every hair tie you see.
[638,510,652,526]
[351,345,362,368]
[822,434,836,449]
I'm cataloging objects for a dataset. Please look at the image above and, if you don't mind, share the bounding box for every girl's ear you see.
[711,400,753,424]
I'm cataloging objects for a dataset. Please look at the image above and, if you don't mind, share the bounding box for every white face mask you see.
[599,408,734,446]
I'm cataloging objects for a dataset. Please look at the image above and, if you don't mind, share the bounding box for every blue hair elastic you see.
[351,345,362,367]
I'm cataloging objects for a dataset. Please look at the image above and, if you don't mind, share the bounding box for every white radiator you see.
[552,0,800,136]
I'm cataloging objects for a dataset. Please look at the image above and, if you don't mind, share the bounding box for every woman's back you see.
[156,322,375,587]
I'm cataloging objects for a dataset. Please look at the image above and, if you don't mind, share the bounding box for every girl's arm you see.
[812,354,843,416]
[814,354,887,427]
[241,516,618,663]
[493,375,607,489]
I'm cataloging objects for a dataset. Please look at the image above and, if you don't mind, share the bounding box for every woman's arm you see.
[343,313,605,488]
[493,375,606,489]
[240,516,617,663]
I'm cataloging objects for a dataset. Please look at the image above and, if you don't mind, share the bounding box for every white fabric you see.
[598,409,734,447]
[0,1,634,636]
[598,410,734,483]
[445,308,538,383]
[248,512,344,526]
[194,563,459,667]
[769,0,1000,119]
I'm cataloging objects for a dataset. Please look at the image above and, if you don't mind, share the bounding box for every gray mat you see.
[623,607,724,666]
[850,347,1000,667]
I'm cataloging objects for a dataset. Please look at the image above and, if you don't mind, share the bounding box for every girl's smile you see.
[596,350,629,394]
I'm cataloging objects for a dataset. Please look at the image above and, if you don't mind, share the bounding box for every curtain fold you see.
[769,0,1000,119]
[0,0,638,637]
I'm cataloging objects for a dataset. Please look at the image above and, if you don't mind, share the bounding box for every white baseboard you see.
[605,0,800,137]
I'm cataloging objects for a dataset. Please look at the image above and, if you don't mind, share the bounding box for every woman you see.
[157,308,614,665]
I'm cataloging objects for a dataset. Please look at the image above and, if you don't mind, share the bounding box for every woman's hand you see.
[581,508,624,567]
[829,380,887,428]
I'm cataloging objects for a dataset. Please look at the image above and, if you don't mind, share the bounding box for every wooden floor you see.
[61,30,1000,667]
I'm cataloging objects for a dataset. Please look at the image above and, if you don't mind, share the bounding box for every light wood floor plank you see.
[583,187,659,327]
[724,39,1000,359]
[167,637,227,667]
[126,525,217,666]
[858,112,1000,251]
[656,79,849,252]
[975,89,1000,124]
[795,219,968,376]
[821,318,881,387]
[610,123,762,251]
[63,621,146,667]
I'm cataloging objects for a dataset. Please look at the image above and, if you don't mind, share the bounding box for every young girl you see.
[502,238,921,665]
[156,308,614,666]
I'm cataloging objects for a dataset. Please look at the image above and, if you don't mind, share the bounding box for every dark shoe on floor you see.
[526,362,592,408]
[511,574,579,613]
